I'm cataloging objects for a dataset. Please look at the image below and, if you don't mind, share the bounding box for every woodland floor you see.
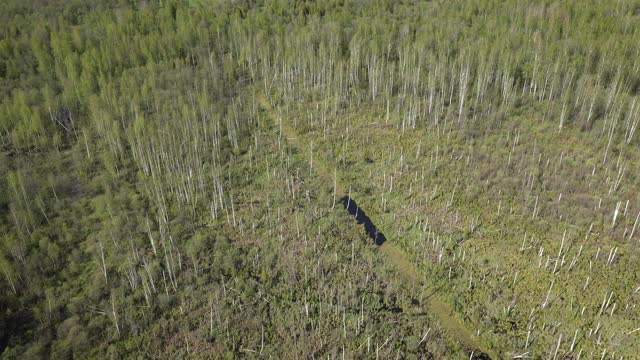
[259,93,496,359]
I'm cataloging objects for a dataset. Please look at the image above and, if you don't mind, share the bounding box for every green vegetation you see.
[2,0,640,358]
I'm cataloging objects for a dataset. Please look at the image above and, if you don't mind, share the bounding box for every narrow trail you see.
[258,94,496,359]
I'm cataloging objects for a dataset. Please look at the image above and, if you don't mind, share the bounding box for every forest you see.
[1,0,640,358]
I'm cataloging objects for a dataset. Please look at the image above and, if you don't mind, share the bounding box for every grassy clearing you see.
[261,91,495,358]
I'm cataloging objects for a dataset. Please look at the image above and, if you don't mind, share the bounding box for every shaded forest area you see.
[1,0,640,358]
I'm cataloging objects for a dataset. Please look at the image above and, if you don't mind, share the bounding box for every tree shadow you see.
[339,195,386,246]
[470,352,492,360]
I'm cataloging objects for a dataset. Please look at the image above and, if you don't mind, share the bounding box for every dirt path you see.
[258,94,496,359]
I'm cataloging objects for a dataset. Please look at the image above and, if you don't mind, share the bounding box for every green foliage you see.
[2,0,640,358]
